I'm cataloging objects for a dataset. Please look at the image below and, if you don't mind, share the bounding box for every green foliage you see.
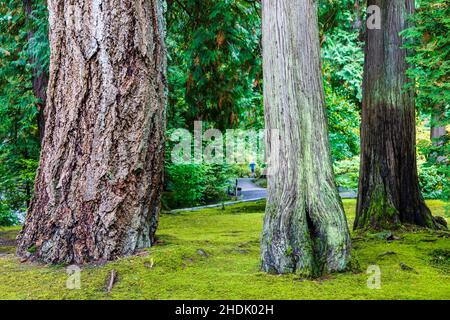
[165,164,205,208]
[416,119,449,201]
[166,0,262,130]
[165,163,233,208]
[322,26,364,103]
[402,0,450,111]
[428,249,450,273]
[0,200,449,299]
[402,1,449,199]
[0,1,46,224]
[418,161,448,199]
[334,157,360,190]
[324,85,360,161]
[231,163,262,178]
[0,201,18,226]
[24,1,49,75]
[321,7,363,161]
[417,137,449,201]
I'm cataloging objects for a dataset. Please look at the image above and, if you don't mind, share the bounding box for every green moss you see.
[285,246,293,257]
[0,200,449,300]
[0,246,15,254]
[0,226,20,254]
[356,186,401,230]
[0,226,21,240]
[427,200,449,223]
[427,249,450,273]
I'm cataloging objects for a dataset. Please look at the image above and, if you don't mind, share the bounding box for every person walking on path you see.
[249,159,256,178]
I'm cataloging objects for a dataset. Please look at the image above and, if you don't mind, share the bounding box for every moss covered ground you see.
[0,199,449,300]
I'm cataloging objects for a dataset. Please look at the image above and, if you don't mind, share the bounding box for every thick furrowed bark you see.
[260,0,351,277]
[355,0,438,230]
[17,0,167,264]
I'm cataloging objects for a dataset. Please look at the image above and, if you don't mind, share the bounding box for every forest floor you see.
[0,200,449,300]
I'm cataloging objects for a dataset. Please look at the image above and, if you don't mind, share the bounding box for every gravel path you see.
[237,178,267,200]
[237,178,357,199]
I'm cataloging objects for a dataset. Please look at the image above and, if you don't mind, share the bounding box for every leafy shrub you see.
[202,164,234,203]
[231,163,263,179]
[164,163,233,209]
[418,162,448,200]
[0,201,18,226]
[325,88,360,161]
[333,156,448,200]
[334,157,360,191]
[165,164,206,208]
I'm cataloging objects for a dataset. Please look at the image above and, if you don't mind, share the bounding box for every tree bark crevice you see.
[260,0,351,278]
[17,0,167,264]
[355,0,440,231]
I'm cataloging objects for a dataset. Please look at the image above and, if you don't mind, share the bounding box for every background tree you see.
[355,0,445,230]
[23,0,49,143]
[260,0,351,277]
[320,0,363,162]
[166,0,262,131]
[17,0,167,263]
[402,0,449,203]
[403,0,449,149]
[0,1,44,225]
[0,0,445,223]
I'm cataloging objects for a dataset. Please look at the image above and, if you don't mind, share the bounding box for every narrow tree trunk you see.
[260,0,351,277]
[355,0,437,230]
[17,0,167,264]
[430,104,446,147]
[23,0,48,144]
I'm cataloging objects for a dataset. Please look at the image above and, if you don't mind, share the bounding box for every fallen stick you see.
[105,269,118,293]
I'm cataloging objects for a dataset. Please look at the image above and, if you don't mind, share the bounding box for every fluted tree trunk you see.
[355,0,438,230]
[260,0,351,277]
[17,0,167,264]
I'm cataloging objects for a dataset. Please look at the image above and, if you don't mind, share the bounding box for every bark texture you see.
[17,0,167,264]
[430,104,446,147]
[355,0,437,230]
[260,0,351,277]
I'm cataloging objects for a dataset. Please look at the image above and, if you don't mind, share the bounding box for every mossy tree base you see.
[260,0,351,277]
[355,0,441,231]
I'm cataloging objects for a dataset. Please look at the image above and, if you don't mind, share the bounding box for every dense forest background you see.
[0,0,448,225]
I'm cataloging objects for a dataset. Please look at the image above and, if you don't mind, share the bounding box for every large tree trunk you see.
[23,0,48,144]
[17,0,167,264]
[260,0,351,277]
[355,0,437,230]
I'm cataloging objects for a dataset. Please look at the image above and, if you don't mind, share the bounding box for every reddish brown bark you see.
[17,0,167,264]
[355,0,441,230]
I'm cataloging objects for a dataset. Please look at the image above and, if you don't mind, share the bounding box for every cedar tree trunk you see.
[355,0,439,230]
[260,0,351,277]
